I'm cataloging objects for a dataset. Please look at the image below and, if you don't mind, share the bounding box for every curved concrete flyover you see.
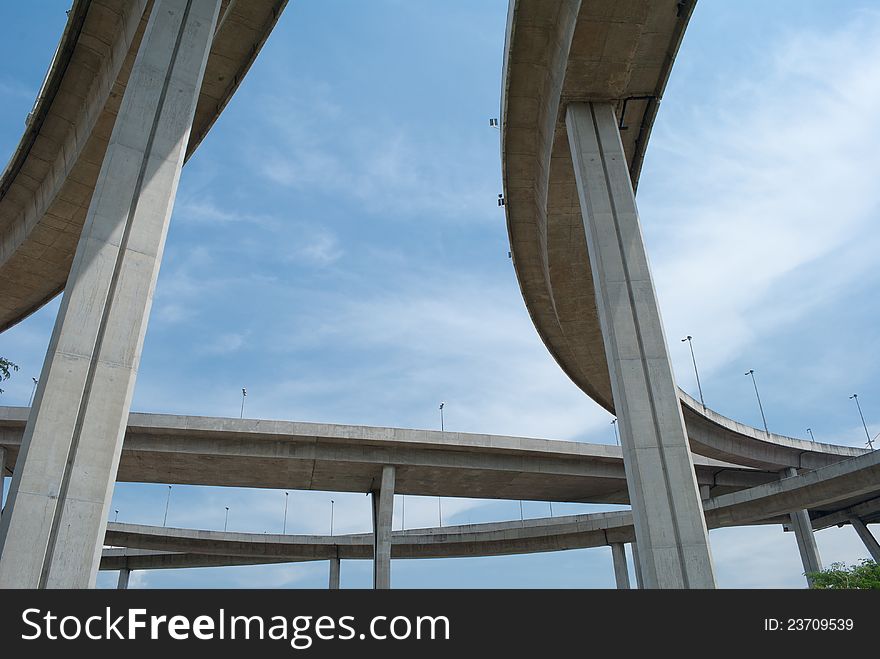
[0,406,774,504]
[0,0,287,332]
[500,0,868,472]
[97,448,880,570]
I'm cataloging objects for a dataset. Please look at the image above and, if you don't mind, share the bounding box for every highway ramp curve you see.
[98,446,880,568]
[500,0,868,469]
[0,0,286,332]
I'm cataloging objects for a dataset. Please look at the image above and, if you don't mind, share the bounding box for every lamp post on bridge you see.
[850,394,874,450]
[162,485,172,527]
[681,335,705,407]
[744,369,769,435]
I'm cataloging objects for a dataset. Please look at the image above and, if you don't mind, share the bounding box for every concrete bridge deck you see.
[0,406,774,504]
[97,447,880,571]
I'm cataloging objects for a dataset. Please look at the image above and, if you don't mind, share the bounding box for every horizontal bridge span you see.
[0,407,771,503]
[100,450,880,570]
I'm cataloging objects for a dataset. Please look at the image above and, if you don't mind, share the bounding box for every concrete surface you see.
[371,465,394,589]
[329,557,340,589]
[0,0,221,588]
[0,406,777,503]
[0,0,287,332]
[97,447,880,569]
[850,518,880,562]
[116,567,130,589]
[780,467,822,585]
[566,101,714,588]
[610,542,630,589]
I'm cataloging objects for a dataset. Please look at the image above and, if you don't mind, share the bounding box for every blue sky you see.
[1,0,879,588]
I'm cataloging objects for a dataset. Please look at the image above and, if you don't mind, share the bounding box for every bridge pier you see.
[630,541,642,589]
[0,445,6,513]
[781,468,822,585]
[117,568,131,590]
[565,102,715,589]
[610,542,630,589]
[850,518,880,562]
[371,465,395,589]
[0,0,222,588]
[329,557,341,589]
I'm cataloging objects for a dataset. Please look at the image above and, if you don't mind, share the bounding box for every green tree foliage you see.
[808,559,880,589]
[0,356,18,394]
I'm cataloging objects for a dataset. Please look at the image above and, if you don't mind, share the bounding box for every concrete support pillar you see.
[371,465,395,589]
[565,102,715,589]
[610,542,630,589]
[0,445,6,513]
[328,557,341,589]
[781,468,822,585]
[630,541,643,589]
[0,0,222,588]
[117,568,130,590]
[850,518,880,562]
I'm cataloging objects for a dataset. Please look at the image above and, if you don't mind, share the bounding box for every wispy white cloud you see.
[201,331,248,355]
[252,81,500,223]
[646,9,880,382]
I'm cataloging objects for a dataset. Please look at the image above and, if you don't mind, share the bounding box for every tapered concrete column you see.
[0,446,6,512]
[610,542,630,589]
[117,568,130,590]
[780,468,822,585]
[850,518,880,562]
[0,0,221,588]
[329,557,341,589]
[566,102,715,589]
[630,542,643,589]
[371,465,395,589]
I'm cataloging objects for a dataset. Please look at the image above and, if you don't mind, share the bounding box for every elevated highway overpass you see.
[0,0,875,589]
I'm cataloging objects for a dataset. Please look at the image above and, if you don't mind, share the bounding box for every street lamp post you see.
[282,491,289,534]
[114,509,119,522]
[744,369,769,435]
[401,495,405,530]
[806,428,815,442]
[611,418,620,446]
[850,394,874,450]
[330,499,335,536]
[28,378,38,407]
[162,485,172,527]
[240,388,247,419]
[439,402,445,432]
[438,497,443,527]
[224,506,229,532]
[681,336,705,407]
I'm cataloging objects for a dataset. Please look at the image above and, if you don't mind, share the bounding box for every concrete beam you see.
[808,497,880,531]
[850,518,880,562]
[372,465,395,589]
[329,557,340,590]
[0,0,221,588]
[610,542,630,589]
[565,101,715,589]
[706,452,880,528]
[0,406,777,504]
